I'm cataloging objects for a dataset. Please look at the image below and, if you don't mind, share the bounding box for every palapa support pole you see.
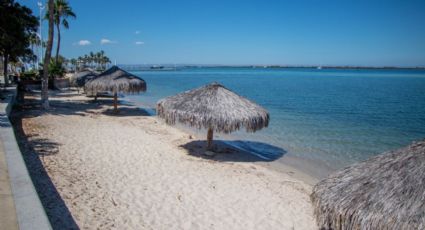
[113,92,118,112]
[207,127,214,151]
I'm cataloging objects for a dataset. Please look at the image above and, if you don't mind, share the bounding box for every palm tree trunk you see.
[31,44,35,69]
[207,128,214,150]
[113,92,118,112]
[3,54,9,87]
[55,22,61,63]
[42,0,54,109]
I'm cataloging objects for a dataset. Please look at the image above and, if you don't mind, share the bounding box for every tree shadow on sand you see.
[19,91,150,118]
[0,113,12,127]
[16,93,103,117]
[180,140,287,162]
[10,110,80,229]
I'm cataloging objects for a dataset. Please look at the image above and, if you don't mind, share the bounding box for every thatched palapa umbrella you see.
[311,139,425,230]
[157,82,269,150]
[85,66,146,112]
[72,70,98,88]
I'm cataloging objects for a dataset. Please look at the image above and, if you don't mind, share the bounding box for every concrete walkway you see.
[0,87,51,230]
[0,88,19,230]
[0,134,18,230]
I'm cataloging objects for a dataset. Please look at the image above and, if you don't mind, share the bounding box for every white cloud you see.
[77,40,91,46]
[100,38,116,45]
[135,41,144,45]
[135,30,140,34]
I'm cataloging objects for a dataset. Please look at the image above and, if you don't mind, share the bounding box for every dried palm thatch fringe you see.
[70,70,98,87]
[85,66,146,94]
[157,82,269,133]
[311,139,425,230]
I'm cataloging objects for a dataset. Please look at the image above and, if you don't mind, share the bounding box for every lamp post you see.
[37,1,44,70]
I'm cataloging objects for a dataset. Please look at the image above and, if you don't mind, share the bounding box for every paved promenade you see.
[0,88,51,230]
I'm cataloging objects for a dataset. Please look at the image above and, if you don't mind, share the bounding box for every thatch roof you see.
[70,70,98,87]
[311,139,425,230]
[84,66,146,94]
[157,82,269,133]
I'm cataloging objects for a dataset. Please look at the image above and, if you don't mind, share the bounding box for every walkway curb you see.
[0,87,52,230]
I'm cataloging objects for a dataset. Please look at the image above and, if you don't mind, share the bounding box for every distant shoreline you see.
[118,64,425,71]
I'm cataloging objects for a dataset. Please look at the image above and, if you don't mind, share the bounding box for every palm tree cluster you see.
[28,32,41,69]
[45,0,76,64]
[41,0,75,108]
[71,50,111,71]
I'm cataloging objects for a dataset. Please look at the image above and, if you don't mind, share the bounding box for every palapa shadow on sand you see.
[181,140,286,162]
[102,107,150,117]
[10,111,79,230]
[48,91,82,98]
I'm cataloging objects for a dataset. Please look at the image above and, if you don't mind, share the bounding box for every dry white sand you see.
[17,91,317,229]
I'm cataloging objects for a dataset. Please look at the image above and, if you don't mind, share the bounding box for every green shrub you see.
[22,69,38,80]
[48,60,65,79]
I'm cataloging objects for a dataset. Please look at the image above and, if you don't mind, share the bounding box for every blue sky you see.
[18,0,425,66]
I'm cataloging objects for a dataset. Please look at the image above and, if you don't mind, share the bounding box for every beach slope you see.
[12,91,316,229]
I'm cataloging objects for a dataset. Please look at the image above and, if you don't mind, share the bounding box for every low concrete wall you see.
[20,79,70,90]
[20,80,41,91]
[0,87,52,230]
[54,78,70,89]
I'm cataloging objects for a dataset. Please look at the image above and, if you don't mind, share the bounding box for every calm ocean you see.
[126,68,425,174]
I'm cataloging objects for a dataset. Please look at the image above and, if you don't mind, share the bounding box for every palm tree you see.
[95,50,110,70]
[29,33,41,69]
[77,56,83,70]
[46,0,76,63]
[59,55,67,66]
[89,51,95,68]
[83,54,89,67]
[100,50,105,69]
[102,56,111,70]
[95,51,102,69]
[70,58,77,71]
[42,0,55,109]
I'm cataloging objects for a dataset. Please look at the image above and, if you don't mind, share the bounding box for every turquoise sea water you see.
[126,68,425,172]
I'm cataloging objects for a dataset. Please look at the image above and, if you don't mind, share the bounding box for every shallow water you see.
[126,68,425,174]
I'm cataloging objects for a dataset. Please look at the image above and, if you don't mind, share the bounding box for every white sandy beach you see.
[15,91,317,229]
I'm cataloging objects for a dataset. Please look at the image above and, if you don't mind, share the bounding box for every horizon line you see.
[113,64,425,69]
